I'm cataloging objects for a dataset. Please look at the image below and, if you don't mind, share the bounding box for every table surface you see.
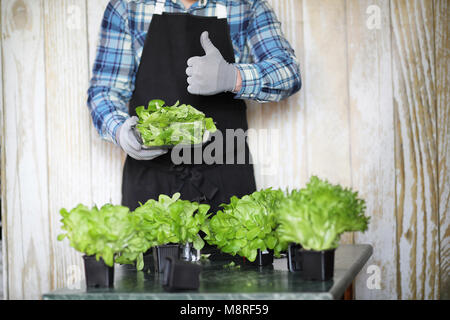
[43,244,372,300]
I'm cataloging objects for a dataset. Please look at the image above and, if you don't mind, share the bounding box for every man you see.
[87,0,301,214]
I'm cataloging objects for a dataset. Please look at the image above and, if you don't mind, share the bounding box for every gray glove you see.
[117,116,168,161]
[186,31,238,96]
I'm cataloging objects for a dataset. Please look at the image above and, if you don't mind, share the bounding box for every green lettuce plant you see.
[130,193,211,252]
[114,212,153,270]
[204,189,288,262]
[135,99,217,147]
[57,204,137,267]
[278,176,370,251]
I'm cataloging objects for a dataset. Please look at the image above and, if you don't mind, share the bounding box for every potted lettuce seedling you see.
[114,211,154,271]
[58,204,136,288]
[278,176,370,281]
[131,193,211,272]
[204,189,288,266]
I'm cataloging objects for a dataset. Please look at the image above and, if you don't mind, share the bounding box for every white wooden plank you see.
[1,0,51,299]
[346,0,397,299]
[247,0,307,191]
[302,0,353,245]
[302,0,352,186]
[435,0,450,301]
[0,0,6,301]
[43,0,92,290]
[391,0,439,299]
[87,0,125,207]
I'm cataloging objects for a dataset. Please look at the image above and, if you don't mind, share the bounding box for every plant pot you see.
[141,249,155,273]
[247,249,274,267]
[153,244,180,273]
[162,256,202,292]
[83,255,114,288]
[287,243,302,272]
[287,244,335,281]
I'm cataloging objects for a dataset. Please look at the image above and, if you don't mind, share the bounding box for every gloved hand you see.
[117,116,168,161]
[186,31,238,96]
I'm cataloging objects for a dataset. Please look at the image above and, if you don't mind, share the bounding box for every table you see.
[43,244,372,300]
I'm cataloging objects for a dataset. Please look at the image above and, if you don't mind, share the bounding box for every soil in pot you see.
[287,244,335,281]
[83,255,114,288]
[153,244,180,273]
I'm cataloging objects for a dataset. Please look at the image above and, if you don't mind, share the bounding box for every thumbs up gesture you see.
[186,31,238,96]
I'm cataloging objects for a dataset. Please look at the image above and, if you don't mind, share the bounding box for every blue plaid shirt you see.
[88,0,301,144]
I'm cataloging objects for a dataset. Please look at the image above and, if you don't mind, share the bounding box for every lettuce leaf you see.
[136,99,217,147]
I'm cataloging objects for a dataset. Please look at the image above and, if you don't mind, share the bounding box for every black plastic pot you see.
[141,249,155,273]
[287,244,335,281]
[83,255,114,288]
[153,244,180,273]
[248,249,274,267]
[287,243,302,272]
[162,256,202,292]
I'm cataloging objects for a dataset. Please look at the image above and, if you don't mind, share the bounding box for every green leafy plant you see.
[131,193,211,253]
[114,212,153,270]
[278,176,370,251]
[57,204,137,267]
[204,189,288,262]
[135,99,217,147]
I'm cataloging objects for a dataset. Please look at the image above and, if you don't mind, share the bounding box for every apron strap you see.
[154,0,166,15]
[215,3,227,19]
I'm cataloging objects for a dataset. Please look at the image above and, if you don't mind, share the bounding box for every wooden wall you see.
[1,0,448,300]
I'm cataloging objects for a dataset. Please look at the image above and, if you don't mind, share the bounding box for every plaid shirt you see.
[88,0,301,144]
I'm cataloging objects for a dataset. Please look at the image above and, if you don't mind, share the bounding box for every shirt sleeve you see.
[234,0,302,102]
[87,0,135,145]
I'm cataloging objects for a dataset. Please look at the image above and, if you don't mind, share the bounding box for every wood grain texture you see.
[1,0,52,299]
[1,0,447,300]
[391,0,439,299]
[434,0,450,301]
[301,0,352,186]
[302,0,354,245]
[0,0,6,300]
[43,0,92,291]
[346,0,397,299]
[247,0,307,191]
[87,0,125,207]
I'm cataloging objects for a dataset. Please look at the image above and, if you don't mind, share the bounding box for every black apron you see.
[122,7,256,217]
